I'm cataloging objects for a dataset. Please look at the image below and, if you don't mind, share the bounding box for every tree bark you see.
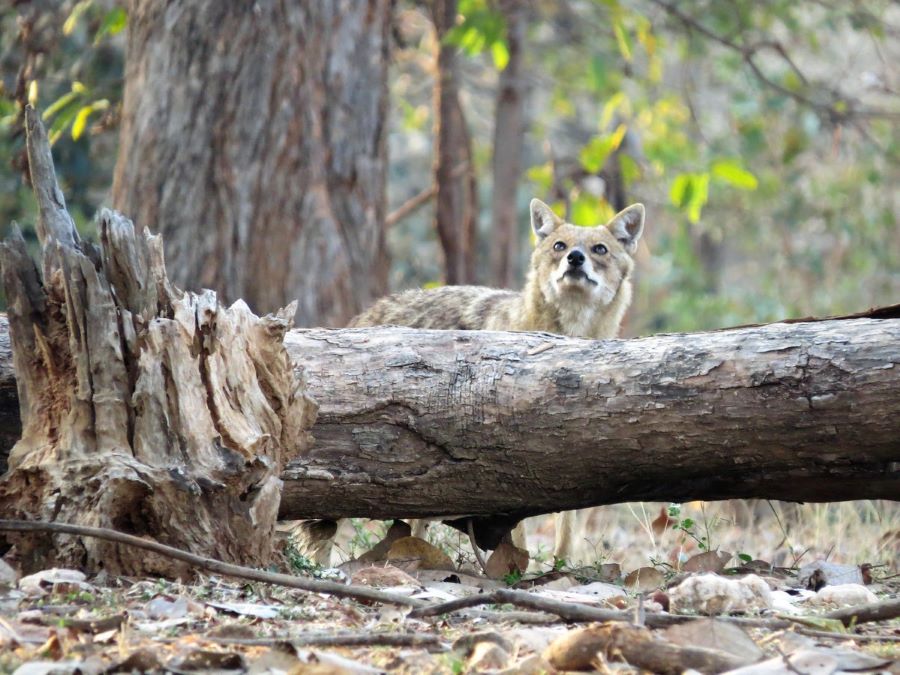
[0,108,315,575]
[0,316,897,543]
[276,320,899,537]
[490,0,528,288]
[112,0,390,327]
[431,0,479,285]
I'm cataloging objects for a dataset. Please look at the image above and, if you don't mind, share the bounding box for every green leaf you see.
[94,7,128,44]
[63,0,93,36]
[526,163,554,192]
[570,194,601,227]
[613,18,633,62]
[579,125,627,173]
[670,172,710,223]
[619,154,641,186]
[48,101,82,145]
[738,553,753,563]
[43,91,80,121]
[491,40,510,70]
[600,92,628,130]
[570,195,615,227]
[711,159,758,190]
[71,105,94,140]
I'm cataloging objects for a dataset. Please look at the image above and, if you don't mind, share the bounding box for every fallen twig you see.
[0,520,423,608]
[796,629,900,643]
[200,632,444,649]
[410,588,900,633]
[825,597,900,627]
[408,588,688,626]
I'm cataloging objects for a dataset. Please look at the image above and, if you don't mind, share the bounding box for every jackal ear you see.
[530,199,563,239]
[607,203,645,254]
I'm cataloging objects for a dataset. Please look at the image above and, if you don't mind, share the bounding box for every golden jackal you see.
[351,198,646,562]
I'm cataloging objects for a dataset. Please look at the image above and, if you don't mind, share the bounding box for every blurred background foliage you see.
[1,0,898,335]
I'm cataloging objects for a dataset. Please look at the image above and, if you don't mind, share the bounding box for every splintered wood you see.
[0,107,315,575]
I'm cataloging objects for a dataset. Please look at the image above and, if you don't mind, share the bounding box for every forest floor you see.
[0,500,897,674]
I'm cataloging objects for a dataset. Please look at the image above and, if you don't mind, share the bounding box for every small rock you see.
[797,561,863,590]
[0,559,19,587]
[453,631,514,657]
[669,573,772,615]
[496,654,556,675]
[467,641,511,671]
[663,618,763,664]
[807,583,878,607]
[19,569,90,597]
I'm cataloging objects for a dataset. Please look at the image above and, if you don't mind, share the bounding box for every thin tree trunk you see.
[112,0,390,327]
[490,0,528,288]
[431,0,479,285]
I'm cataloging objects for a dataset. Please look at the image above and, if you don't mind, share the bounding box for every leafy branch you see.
[647,0,900,125]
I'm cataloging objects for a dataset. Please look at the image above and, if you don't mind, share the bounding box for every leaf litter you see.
[0,514,898,674]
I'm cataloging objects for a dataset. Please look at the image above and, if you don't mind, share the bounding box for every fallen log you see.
[278,320,899,527]
[1,314,898,536]
[2,313,900,519]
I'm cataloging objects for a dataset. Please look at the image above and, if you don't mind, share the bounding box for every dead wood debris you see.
[0,519,422,608]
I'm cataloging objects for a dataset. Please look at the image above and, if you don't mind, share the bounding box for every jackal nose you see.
[567,249,585,267]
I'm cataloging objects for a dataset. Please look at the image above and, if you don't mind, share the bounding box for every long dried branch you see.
[0,520,422,608]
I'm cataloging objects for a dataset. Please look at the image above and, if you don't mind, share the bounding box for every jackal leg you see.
[553,509,592,562]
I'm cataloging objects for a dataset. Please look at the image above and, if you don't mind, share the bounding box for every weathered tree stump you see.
[0,107,315,575]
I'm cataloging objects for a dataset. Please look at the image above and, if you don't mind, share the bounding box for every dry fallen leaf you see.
[683,550,732,573]
[484,542,529,579]
[651,505,677,535]
[663,618,763,664]
[623,566,665,592]
[386,536,454,570]
[357,520,412,563]
[350,565,421,588]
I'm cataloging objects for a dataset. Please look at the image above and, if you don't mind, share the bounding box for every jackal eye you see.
[591,243,608,255]
[553,241,566,251]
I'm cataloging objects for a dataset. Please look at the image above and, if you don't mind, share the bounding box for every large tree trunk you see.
[0,314,897,547]
[0,108,315,575]
[490,0,528,288]
[112,0,390,327]
[431,0,479,285]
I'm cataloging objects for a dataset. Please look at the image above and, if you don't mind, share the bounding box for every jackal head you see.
[529,198,645,308]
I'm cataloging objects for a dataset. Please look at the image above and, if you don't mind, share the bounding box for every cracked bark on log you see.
[275,320,899,545]
[0,108,315,575]
[0,316,898,547]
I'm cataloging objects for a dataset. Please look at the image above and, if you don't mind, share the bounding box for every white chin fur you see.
[550,258,614,305]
